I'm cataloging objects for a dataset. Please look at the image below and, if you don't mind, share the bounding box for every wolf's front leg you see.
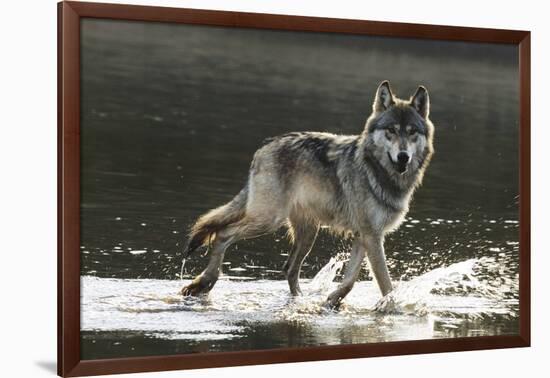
[364,234,393,296]
[325,240,366,309]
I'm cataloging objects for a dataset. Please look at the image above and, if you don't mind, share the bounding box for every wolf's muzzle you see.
[396,152,409,174]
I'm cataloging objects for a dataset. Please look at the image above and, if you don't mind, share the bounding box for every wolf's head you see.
[363,81,434,179]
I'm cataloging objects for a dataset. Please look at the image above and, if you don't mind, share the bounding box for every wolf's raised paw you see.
[180,283,202,296]
[179,275,216,297]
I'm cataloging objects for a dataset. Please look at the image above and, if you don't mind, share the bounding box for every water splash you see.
[81,256,518,344]
[179,258,186,281]
[308,253,346,293]
[373,257,517,318]
[374,259,477,314]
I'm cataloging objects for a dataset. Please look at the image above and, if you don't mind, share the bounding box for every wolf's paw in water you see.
[322,292,345,311]
[373,294,400,314]
[180,275,216,297]
[322,299,341,312]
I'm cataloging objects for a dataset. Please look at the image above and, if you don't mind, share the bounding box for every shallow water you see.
[81,255,518,359]
[79,20,519,359]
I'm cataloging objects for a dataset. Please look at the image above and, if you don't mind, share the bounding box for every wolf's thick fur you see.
[181,81,434,308]
[185,187,248,253]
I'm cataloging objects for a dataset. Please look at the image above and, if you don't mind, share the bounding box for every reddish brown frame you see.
[58,1,531,376]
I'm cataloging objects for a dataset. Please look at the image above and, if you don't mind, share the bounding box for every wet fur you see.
[181,81,434,308]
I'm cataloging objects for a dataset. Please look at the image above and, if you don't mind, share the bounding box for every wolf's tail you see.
[184,186,248,257]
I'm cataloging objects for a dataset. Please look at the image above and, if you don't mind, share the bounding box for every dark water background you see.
[79,19,519,360]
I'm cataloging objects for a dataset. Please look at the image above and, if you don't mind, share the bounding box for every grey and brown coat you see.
[180,81,434,308]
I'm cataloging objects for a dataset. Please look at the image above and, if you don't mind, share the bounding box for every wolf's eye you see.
[409,129,417,136]
[387,128,396,134]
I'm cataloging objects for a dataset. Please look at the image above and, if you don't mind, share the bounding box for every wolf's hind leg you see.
[325,239,366,309]
[180,229,234,296]
[180,217,280,296]
[283,217,319,296]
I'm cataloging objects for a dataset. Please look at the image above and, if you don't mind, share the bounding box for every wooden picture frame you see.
[58,1,530,376]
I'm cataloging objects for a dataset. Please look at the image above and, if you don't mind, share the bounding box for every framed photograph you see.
[58,1,530,376]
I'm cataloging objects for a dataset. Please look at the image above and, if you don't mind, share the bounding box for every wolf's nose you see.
[397,152,410,164]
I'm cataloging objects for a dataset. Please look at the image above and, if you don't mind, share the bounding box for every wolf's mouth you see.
[388,152,408,174]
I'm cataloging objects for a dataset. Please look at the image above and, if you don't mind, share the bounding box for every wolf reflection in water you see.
[79,18,520,359]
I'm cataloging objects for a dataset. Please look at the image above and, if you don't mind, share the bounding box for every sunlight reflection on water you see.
[82,256,518,348]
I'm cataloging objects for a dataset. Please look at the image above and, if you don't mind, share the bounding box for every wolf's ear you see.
[410,86,430,118]
[373,81,395,113]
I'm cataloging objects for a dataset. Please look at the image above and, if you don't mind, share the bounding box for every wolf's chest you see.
[363,197,409,233]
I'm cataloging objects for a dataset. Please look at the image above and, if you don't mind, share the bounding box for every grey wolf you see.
[180,81,434,309]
